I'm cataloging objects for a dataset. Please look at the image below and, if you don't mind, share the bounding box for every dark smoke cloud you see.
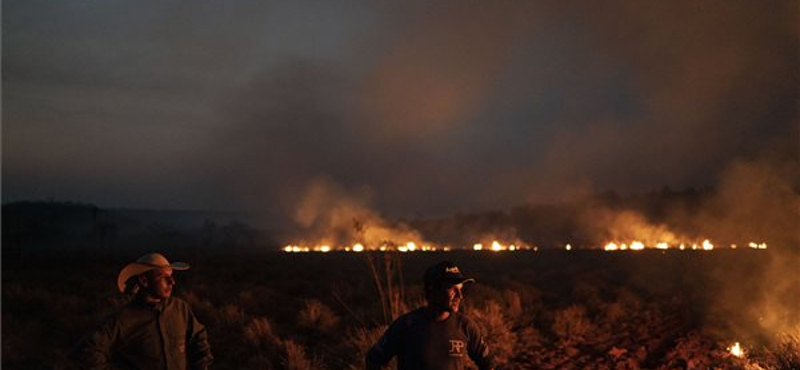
[524,1,798,201]
[3,0,796,223]
[200,0,796,226]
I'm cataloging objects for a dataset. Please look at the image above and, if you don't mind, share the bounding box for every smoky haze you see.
[3,0,797,230]
[193,1,797,221]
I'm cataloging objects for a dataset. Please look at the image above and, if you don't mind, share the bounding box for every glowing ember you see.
[604,242,619,251]
[352,243,364,252]
[702,239,714,251]
[565,244,572,251]
[655,242,669,250]
[473,243,483,251]
[630,241,645,251]
[728,342,745,358]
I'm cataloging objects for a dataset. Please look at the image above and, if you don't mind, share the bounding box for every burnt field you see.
[3,248,798,370]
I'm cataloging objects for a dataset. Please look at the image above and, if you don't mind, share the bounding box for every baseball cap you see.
[424,261,476,289]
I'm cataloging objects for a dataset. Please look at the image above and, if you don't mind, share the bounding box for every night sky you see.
[3,1,797,225]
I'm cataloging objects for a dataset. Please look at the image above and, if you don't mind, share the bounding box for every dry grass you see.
[244,317,279,347]
[468,300,518,367]
[552,304,595,345]
[763,328,800,370]
[342,325,388,370]
[281,339,322,370]
[3,250,794,370]
[297,299,340,333]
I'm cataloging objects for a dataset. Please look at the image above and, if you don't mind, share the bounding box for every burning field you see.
[3,160,799,370]
[253,163,799,369]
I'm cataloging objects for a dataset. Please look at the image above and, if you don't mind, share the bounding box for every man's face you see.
[140,267,175,301]
[428,282,464,313]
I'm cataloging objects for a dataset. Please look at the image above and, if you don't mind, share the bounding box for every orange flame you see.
[728,342,745,358]
[281,239,769,253]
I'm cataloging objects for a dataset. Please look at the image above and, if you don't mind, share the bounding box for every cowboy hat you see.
[116,252,189,293]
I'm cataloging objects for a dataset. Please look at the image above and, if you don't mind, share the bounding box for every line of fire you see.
[283,240,769,253]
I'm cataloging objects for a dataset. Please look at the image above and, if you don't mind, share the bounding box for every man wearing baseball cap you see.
[73,252,213,370]
[366,260,495,370]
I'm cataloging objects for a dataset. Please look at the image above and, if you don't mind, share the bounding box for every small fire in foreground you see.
[728,342,745,358]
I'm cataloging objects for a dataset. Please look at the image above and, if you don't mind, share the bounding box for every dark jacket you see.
[74,296,213,370]
[366,307,494,370]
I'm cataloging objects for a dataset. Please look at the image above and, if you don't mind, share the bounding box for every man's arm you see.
[465,320,495,370]
[364,335,392,370]
[72,316,124,370]
[185,306,213,370]
[364,322,401,370]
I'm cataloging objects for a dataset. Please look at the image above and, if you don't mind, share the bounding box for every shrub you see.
[659,332,717,370]
[297,299,340,333]
[552,304,595,345]
[235,286,278,315]
[503,289,523,320]
[217,304,247,326]
[468,300,517,367]
[281,339,323,370]
[244,317,280,348]
[602,301,626,323]
[515,325,544,359]
[341,325,387,370]
[616,288,643,314]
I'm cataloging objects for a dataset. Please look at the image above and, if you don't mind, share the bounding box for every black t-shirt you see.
[366,307,494,370]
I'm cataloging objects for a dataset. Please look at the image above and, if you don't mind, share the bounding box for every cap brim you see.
[444,277,476,285]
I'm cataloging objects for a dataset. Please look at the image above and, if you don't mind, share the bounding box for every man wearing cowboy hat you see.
[74,252,213,370]
[366,261,495,370]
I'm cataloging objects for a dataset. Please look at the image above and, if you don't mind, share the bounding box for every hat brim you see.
[443,277,476,286]
[116,262,189,293]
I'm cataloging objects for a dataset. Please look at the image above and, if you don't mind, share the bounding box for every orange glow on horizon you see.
[281,240,769,253]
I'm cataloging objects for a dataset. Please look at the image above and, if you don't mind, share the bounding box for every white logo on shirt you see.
[449,340,465,357]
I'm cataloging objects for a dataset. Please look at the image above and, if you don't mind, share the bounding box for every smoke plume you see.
[290,177,424,248]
